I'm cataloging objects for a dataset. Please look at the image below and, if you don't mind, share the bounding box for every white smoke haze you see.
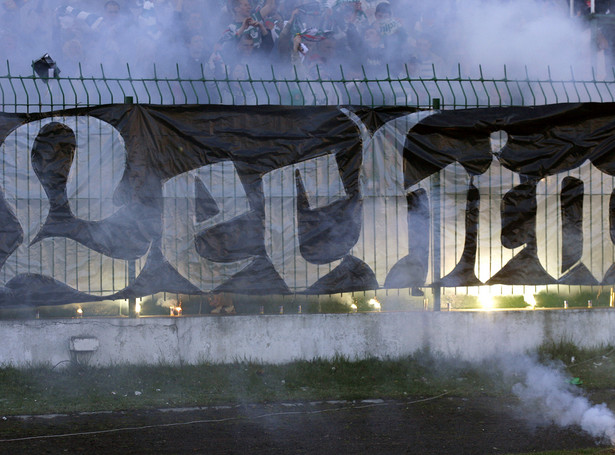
[337,292,355,309]
[500,353,615,444]
[447,0,595,79]
[0,0,604,82]
[422,351,615,445]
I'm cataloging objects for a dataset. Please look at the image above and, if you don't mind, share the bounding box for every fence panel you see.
[4,62,615,111]
[1,63,614,316]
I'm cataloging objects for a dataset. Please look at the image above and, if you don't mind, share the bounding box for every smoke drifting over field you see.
[0,0,602,79]
[501,354,615,444]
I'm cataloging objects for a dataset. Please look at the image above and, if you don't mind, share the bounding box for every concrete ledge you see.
[0,309,613,367]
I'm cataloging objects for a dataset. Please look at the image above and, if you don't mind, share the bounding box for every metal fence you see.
[3,61,615,112]
[1,62,614,316]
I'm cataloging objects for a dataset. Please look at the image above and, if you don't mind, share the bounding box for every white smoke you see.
[502,354,615,444]
[0,0,605,81]
[442,0,596,79]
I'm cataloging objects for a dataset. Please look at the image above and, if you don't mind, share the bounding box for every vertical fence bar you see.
[124,95,137,317]
[431,98,442,311]
[431,172,442,311]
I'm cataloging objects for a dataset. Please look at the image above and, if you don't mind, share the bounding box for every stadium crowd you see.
[0,0,613,104]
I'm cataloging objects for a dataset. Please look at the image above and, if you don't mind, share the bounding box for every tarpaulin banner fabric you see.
[0,103,614,306]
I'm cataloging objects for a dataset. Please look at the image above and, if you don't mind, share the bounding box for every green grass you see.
[1,344,614,455]
[447,290,615,310]
[2,343,615,417]
[0,354,507,416]
[534,290,612,309]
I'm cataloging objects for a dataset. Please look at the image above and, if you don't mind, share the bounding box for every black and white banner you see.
[0,103,613,306]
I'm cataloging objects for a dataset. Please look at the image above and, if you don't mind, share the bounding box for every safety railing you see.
[2,61,615,111]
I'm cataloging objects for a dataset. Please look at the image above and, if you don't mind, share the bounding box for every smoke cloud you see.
[446,0,600,79]
[501,354,615,444]
[0,0,604,82]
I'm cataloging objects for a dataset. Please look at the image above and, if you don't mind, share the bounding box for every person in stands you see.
[219,0,276,54]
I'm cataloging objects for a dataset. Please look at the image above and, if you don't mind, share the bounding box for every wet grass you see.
[0,356,472,415]
[1,343,615,417]
[537,341,615,391]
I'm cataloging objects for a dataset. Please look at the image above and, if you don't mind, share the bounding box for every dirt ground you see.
[0,395,610,455]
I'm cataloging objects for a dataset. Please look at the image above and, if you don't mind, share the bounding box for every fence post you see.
[431,170,442,312]
[125,96,137,318]
[432,98,441,311]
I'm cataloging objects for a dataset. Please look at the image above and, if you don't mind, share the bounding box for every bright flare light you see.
[76,307,83,317]
[525,293,537,309]
[170,306,182,316]
[368,298,381,312]
[478,288,495,310]
[135,302,142,314]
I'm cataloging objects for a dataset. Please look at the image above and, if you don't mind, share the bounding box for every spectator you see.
[357,25,401,103]
[359,0,380,23]
[362,26,385,75]
[331,0,366,63]
[220,0,276,52]
[225,33,262,103]
[104,0,121,17]
[229,32,260,69]
[289,31,343,103]
[206,42,225,76]
[373,1,407,69]
[166,0,206,46]
[274,5,306,65]
[183,34,209,75]
[184,12,206,43]
[292,30,338,74]
[54,4,102,63]
[333,0,367,25]
[60,37,89,74]
[99,1,134,56]
[177,34,216,102]
[135,0,163,40]
[263,10,285,43]
[409,33,446,78]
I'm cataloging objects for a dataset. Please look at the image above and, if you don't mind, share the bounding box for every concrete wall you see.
[1,309,614,367]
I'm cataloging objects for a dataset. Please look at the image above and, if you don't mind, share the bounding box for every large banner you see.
[0,103,614,306]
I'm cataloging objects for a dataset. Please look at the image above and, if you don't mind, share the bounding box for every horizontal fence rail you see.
[2,62,615,111]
